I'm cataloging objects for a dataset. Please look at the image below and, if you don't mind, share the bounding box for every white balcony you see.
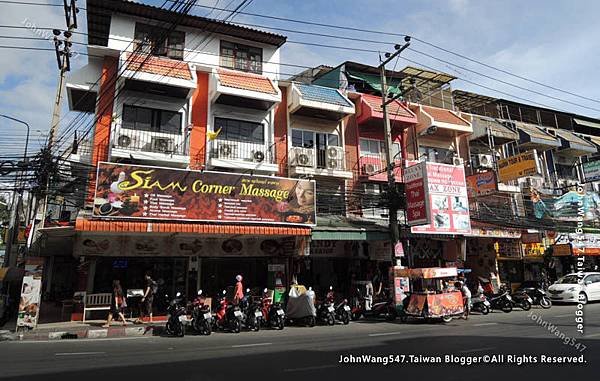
[289,146,352,179]
[110,127,189,167]
[207,139,278,173]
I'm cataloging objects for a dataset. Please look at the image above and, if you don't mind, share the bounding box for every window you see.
[220,41,263,74]
[214,117,264,144]
[134,23,185,60]
[292,130,340,168]
[419,146,454,164]
[360,138,384,156]
[122,105,182,134]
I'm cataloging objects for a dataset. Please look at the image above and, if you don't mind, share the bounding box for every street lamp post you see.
[0,115,31,268]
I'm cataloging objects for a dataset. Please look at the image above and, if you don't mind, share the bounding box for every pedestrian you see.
[372,268,383,296]
[103,280,127,327]
[233,275,244,305]
[139,274,156,323]
[365,280,374,311]
[456,281,471,319]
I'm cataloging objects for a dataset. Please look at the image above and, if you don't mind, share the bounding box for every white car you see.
[547,272,600,304]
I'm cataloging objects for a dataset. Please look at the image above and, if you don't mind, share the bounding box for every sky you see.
[1,0,600,161]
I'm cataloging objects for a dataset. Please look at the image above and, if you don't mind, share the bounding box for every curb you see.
[4,325,156,342]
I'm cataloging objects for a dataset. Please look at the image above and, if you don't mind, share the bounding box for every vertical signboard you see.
[583,160,600,182]
[404,162,429,226]
[411,162,471,235]
[17,257,44,329]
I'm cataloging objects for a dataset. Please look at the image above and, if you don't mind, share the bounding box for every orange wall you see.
[273,86,288,176]
[190,72,209,169]
[86,56,118,203]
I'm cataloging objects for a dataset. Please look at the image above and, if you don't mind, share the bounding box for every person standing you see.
[365,280,374,311]
[456,281,471,320]
[233,275,244,305]
[103,280,127,327]
[140,274,156,323]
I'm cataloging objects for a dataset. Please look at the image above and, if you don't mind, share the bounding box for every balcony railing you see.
[289,146,346,171]
[359,155,403,181]
[209,139,276,164]
[112,128,189,156]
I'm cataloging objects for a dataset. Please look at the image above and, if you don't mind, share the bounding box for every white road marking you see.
[473,322,498,326]
[459,347,496,353]
[12,336,151,344]
[368,331,404,337]
[55,352,106,356]
[582,332,600,338]
[231,342,272,348]
[553,314,573,318]
[284,364,338,372]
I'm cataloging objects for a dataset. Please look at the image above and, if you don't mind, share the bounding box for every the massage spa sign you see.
[93,162,316,226]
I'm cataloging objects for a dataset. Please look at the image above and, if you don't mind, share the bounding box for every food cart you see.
[394,267,464,323]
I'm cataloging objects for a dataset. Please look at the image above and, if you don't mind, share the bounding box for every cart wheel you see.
[400,315,408,323]
[442,315,453,323]
[307,316,316,327]
[385,306,397,321]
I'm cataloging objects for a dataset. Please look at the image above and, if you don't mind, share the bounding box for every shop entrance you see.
[200,257,269,297]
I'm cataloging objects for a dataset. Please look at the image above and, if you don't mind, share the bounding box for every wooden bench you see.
[83,293,112,323]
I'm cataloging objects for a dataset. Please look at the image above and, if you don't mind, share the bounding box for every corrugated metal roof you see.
[86,0,287,47]
[296,84,353,107]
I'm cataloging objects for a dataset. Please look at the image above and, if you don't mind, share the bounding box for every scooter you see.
[213,290,243,333]
[261,288,285,330]
[516,286,551,309]
[165,292,188,337]
[330,288,350,325]
[471,294,491,315]
[510,290,533,311]
[240,288,262,332]
[191,290,212,335]
[316,286,336,325]
[485,289,513,313]
[352,288,397,321]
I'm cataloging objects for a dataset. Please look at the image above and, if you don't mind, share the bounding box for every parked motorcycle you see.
[165,292,187,337]
[352,288,397,321]
[515,282,552,309]
[191,290,212,335]
[261,288,285,330]
[329,288,350,325]
[316,286,336,325]
[240,288,262,332]
[213,290,244,333]
[485,289,513,313]
[471,294,491,315]
[510,290,533,311]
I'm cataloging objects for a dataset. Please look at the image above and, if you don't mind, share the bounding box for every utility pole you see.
[378,36,411,265]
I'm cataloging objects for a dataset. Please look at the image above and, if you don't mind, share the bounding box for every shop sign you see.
[404,162,429,226]
[583,160,600,182]
[495,239,522,258]
[94,162,316,226]
[497,150,540,182]
[554,233,600,256]
[17,257,44,329]
[523,243,545,257]
[411,162,471,235]
[268,264,285,272]
[394,242,404,257]
[369,241,391,261]
[531,188,600,222]
[466,227,521,239]
[521,232,542,244]
[552,244,572,257]
[466,171,497,198]
[309,240,362,258]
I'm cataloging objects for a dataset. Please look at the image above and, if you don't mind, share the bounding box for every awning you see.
[356,93,417,125]
[120,53,197,97]
[345,70,402,96]
[574,118,600,131]
[312,216,389,241]
[0,267,25,282]
[468,115,519,144]
[413,105,472,136]
[66,58,103,112]
[211,68,281,110]
[550,128,598,156]
[588,135,600,149]
[289,83,355,120]
[508,121,560,150]
[75,218,310,236]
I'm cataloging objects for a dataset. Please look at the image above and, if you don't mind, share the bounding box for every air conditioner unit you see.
[523,177,543,190]
[291,147,314,167]
[452,156,464,166]
[326,146,344,160]
[218,142,238,159]
[151,137,174,153]
[362,163,380,175]
[472,154,494,169]
[251,150,266,163]
[116,133,136,148]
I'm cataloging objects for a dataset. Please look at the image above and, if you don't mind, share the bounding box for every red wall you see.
[273,86,288,176]
[189,71,209,170]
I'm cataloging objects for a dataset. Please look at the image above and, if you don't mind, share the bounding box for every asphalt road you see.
[1,303,599,381]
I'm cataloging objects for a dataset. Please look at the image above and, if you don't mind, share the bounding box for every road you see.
[1,303,599,380]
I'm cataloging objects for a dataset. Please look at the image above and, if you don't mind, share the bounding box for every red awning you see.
[217,68,278,95]
[356,93,417,125]
[126,53,192,80]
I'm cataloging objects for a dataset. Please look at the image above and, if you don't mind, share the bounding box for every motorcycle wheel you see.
[480,305,490,315]
[520,300,532,311]
[385,306,398,321]
[342,312,350,325]
[176,322,185,337]
[442,315,453,323]
[202,320,212,335]
[165,320,174,336]
[277,317,285,330]
[307,316,316,327]
[327,313,335,326]
[501,301,512,313]
[399,315,408,323]
[540,296,552,309]
[254,319,261,332]
[231,319,241,333]
[351,312,362,321]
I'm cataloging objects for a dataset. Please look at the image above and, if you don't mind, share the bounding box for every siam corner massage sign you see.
[93,162,316,226]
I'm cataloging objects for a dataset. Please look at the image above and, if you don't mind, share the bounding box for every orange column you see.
[190,71,209,170]
[344,110,361,216]
[273,85,288,176]
[86,56,118,204]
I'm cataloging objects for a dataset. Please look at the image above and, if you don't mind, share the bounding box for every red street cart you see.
[394,267,464,323]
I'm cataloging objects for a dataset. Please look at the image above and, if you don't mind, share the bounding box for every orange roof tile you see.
[75,218,310,236]
[362,94,415,119]
[422,105,469,126]
[126,53,192,80]
[217,68,278,95]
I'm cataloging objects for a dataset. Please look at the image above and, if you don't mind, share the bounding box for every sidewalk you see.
[0,318,166,341]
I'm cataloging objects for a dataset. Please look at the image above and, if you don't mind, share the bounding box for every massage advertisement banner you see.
[411,162,471,235]
[94,162,316,226]
[16,257,44,329]
[404,162,429,226]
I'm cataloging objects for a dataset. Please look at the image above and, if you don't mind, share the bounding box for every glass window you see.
[360,138,370,153]
[220,40,263,74]
[302,131,314,148]
[215,117,263,144]
[328,134,340,147]
[160,111,182,134]
[392,142,401,160]
[134,23,185,60]
[360,138,384,155]
[121,105,181,133]
[419,146,454,163]
[291,130,303,147]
